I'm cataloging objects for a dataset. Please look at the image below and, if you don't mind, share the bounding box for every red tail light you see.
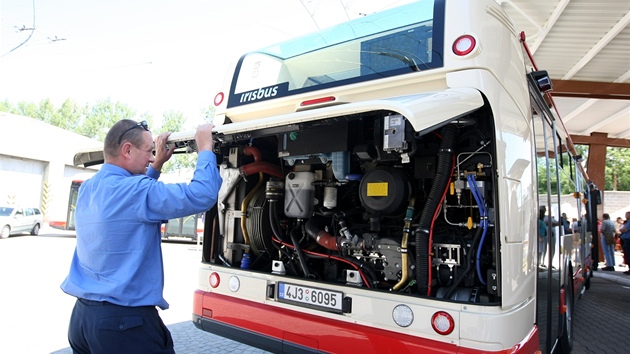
[300,96,336,107]
[214,92,225,106]
[431,311,455,335]
[453,35,476,56]
[209,272,220,288]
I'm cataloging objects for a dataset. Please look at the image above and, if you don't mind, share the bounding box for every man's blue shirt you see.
[621,220,630,241]
[61,151,221,309]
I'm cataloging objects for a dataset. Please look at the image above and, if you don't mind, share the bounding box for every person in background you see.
[540,205,558,269]
[538,211,548,269]
[571,218,579,234]
[600,213,616,271]
[61,120,222,353]
[561,212,571,235]
[615,216,625,255]
[620,211,630,274]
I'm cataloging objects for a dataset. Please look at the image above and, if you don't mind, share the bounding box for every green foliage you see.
[606,147,630,191]
[201,105,216,124]
[54,99,86,131]
[79,98,138,141]
[156,110,196,173]
[0,99,11,112]
[157,110,186,134]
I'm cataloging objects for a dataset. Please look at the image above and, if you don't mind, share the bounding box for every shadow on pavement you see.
[49,320,269,354]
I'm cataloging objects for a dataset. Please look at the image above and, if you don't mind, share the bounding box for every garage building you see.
[0,112,101,224]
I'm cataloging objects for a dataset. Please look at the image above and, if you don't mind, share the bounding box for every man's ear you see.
[121,142,133,159]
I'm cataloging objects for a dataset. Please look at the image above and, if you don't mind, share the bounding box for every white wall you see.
[0,113,101,221]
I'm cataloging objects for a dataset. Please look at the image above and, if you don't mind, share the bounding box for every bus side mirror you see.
[530,70,553,93]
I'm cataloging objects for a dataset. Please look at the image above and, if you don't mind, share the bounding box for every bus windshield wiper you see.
[374,51,421,72]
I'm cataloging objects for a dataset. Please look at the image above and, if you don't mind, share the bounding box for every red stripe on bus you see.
[193,290,539,354]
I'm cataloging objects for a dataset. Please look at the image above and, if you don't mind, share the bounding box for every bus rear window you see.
[228,0,444,108]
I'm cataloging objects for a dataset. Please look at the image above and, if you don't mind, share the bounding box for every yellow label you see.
[367,182,389,197]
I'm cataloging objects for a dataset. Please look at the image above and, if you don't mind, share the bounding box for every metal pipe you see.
[392,197,415,291]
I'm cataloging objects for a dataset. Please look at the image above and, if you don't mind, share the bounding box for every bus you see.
[67,0,595,352]
[187,0,595,353]
[161,213,205,242]
[50,176,204,242]
[49,179,86,231]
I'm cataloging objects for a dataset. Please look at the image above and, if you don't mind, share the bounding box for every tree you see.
[200,105,216,124]
[36,99,57,124]
[156,110,196,173]
[0,99,11,112]
[606,147,630,191]
[52,99,86,131]
[15,101,39,118]
[79,98,137,141]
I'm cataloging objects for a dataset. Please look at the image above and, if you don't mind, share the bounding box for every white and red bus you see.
[48,175,94,231]
[69,0,595,352]
[187,0,595,353]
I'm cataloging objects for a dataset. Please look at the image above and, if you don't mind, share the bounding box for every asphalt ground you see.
[0,226,268,354]
[0,227,628,353]
[570,252,630,354]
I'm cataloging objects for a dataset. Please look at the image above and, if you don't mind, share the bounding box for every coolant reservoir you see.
[284,172,317,218]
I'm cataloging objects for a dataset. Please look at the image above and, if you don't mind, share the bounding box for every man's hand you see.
[195,124,215,152]
[152,132,174,172]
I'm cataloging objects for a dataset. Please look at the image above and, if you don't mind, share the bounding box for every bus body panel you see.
[193,290,537,353]
[448,69,539,310]
[190,0,591,353]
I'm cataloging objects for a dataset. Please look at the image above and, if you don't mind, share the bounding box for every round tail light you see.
[453,35,476,56]
[209,272,220,288]
[214,92,225,106]
[431,311,455,335]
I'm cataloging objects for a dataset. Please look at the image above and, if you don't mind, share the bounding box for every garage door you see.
[0,155,45,207]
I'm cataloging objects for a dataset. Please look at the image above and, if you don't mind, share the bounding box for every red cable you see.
[271,235,372,288]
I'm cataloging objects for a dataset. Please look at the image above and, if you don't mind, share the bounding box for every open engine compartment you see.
[205,106,500,304]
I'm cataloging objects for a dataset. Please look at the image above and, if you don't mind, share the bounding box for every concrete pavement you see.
[1,228,627,353]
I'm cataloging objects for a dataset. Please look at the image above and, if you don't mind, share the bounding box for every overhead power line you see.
[1,0,37,58]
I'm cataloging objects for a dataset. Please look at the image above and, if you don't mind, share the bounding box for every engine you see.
[210,109,498,303]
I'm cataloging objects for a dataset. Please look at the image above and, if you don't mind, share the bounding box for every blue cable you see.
[468,175,488,285]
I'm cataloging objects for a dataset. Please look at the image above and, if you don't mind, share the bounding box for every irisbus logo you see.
[229,82,289,108]
[239,86,279,103]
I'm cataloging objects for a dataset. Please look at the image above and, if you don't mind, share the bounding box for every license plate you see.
[277,282,343,312]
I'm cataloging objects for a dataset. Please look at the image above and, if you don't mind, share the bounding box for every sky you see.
[0,0,414,127]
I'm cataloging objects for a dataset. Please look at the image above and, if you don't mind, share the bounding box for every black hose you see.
[344,256,378,286]
[443,226,483,299]
[415,125,457,295]
[305,217,322,240]
[290,227,311,278]
[269,200,286,245]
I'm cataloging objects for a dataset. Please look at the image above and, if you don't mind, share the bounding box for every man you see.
[538,212,548,268]
[561,212,570,234]
[600,213,616,271]
[61,120,222,353]
[540,205,559,269]
[620,211,630,275]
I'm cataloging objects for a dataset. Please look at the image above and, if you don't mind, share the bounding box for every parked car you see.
[0,206,43,239]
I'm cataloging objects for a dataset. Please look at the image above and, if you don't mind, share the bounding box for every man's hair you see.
[103,119,150,160]
[603,213,610,219]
